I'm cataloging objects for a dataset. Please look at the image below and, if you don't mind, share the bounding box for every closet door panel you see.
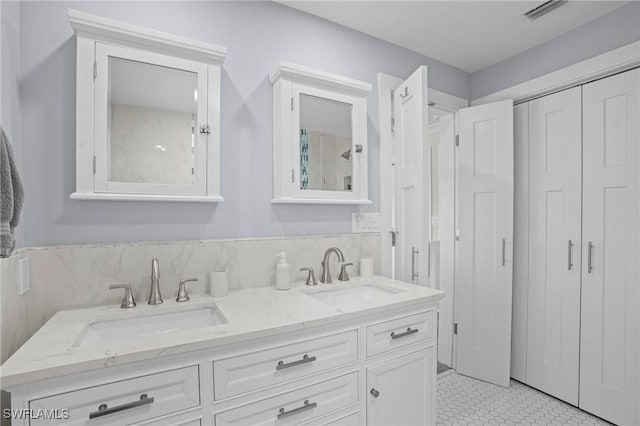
[511,103,529,383]
[526,87,582,405]
[580,69,639,426]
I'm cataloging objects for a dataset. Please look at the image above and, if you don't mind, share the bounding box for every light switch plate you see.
[18,257,30,296]
[352,212,381,233]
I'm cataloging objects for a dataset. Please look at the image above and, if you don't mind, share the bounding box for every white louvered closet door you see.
[580,68,639,426]
[526,87,582,405]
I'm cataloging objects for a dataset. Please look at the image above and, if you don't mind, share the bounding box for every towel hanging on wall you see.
[1,127,24,258]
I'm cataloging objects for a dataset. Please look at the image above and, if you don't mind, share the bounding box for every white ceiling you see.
[276,0,630,73]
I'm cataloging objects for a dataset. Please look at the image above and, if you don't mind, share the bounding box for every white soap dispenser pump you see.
[275,252,291,291]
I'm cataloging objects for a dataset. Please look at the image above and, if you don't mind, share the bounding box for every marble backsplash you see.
[0,234,380,364]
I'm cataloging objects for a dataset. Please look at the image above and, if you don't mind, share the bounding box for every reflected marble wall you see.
[110,104,194,185]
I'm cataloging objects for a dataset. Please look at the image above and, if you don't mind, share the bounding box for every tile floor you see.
[437,373,609,425]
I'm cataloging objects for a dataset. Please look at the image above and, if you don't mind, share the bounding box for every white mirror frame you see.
[270,62,372,204]
[68,9,227,202]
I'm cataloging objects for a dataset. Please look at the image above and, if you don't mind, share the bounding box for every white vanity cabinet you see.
[7,304,438,426]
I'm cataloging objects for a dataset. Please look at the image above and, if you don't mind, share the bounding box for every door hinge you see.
[454,323,458,335]
[391,117,395,132]
[93,61,97,80]
[291,97,294,111]
[390,230,397,247]
[199,125,211,135]
[291,168,294,183]
[455,134,460,147]
[92,156,96,173]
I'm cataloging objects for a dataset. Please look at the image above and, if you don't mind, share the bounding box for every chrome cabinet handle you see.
[277,400,317,419]
[587,241,594,273]
[370,388,380,398]
[276,354,316,371]
[89,394,154,419]
[391,327,419,339]
[502,238,506,266]
[568,240,574,270]
[411,247,419,281]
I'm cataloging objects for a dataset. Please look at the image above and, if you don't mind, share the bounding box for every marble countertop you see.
[0,276,444,388]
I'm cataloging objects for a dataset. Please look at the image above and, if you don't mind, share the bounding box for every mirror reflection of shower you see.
[299,94,353,192]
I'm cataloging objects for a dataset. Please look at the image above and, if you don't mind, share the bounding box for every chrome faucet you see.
[320,247,345,284]
[148,258,163,305]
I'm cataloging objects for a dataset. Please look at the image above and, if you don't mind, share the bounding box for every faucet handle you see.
[300,267,318,286]
[338,262,353,282]
[109,283,136,309]
[176,278,199,302]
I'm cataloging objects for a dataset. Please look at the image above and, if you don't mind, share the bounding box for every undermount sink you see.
[307,283,404,306]
[74,305,227,347]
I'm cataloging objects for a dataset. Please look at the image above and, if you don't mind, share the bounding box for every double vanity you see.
[1,275,443,425]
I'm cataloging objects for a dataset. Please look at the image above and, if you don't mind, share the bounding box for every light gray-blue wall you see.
[0,0,24,249]
[18,1,470,247]
[470,2,640,100]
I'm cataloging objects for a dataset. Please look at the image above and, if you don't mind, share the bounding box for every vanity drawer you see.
[366,311,433,357]
[213,330,358,400]
[30,366,200,425]
[214,372,358,426]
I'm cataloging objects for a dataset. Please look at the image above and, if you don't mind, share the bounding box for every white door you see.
[393,66,429,285]
[436,113,456,367]
[455,99,514,387]
[526,87,582,404]
[580,69,639,426]
[367,348,434,426]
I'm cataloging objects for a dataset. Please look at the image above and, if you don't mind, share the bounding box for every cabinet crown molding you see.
[68,9,227,64]
[269,61,372,96]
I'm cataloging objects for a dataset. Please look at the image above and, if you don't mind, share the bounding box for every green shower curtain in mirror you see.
[300,129,309,189]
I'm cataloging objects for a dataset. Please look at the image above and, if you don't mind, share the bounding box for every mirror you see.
[299,94,353,192]
[108,57,198,185]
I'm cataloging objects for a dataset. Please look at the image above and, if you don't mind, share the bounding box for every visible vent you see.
[524,0,568,20]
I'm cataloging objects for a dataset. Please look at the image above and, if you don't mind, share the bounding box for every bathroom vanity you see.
[1,277,443,425]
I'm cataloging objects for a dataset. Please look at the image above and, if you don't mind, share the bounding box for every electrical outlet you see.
[18,257,30,296]
[352,212,381,233]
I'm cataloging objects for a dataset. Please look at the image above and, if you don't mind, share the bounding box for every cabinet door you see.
[366,347,434,426]
[526,87,582,405]
[580,68,639,426]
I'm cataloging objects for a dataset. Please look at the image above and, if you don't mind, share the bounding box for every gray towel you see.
[1,127,24,258]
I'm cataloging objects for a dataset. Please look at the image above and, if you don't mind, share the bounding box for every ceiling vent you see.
[524,0,568,20]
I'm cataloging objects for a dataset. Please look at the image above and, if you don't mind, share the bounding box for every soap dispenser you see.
[275,252,291,291]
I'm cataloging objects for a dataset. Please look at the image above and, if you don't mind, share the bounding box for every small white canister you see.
[210,270,228,298]
[360,258,374,279]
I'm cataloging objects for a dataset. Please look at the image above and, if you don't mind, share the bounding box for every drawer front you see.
[366,311,433,357]
[215,372,358,426]
[304,411,359,426]
[214,330,358,400]
[30,366,200,425]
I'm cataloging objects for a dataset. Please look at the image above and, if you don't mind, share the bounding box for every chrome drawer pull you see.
[276,354,316,370]
[390,327,419,339]
[277,399,317,419]
[88,394,154,419]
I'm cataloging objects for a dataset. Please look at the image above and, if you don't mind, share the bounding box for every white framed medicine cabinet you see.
[270,62,372,204]
[69,9,227,202]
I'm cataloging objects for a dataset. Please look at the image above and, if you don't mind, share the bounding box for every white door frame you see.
[378,72,467,369]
